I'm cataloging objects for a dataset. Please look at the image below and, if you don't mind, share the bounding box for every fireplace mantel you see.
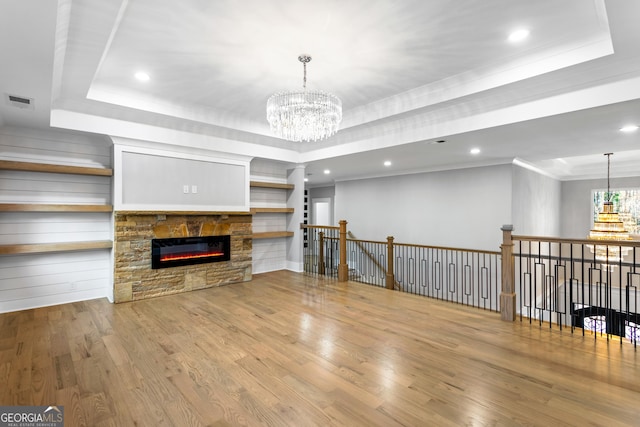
[116,210,252,216]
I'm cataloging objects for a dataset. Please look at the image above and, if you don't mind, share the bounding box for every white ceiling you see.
[1,0,640,186]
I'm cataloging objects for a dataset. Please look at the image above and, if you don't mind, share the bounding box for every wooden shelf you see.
[250,207,294,214]
[0,203,113,213]
[0,240,113,255]
[0,161,114,256]
[0,160,113,176]
[250,180,295,240]
[252,231,294,239]
[250,181,294,190]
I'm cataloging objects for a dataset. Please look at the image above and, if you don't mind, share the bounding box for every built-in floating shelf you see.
[0,203,113,212]
[0,161,114,256]
[249,180,295,239]
[252,231,294,239]
[0,160,113,176]
[250,207,294,214]
[0,240,113,255]
[249,181,294,190]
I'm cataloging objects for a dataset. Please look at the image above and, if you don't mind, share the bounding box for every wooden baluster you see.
[500,225,516,321]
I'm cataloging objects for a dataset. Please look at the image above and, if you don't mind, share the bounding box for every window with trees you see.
[593,188,640,235]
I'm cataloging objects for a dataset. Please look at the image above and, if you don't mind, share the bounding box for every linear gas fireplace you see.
[151,235,231,269]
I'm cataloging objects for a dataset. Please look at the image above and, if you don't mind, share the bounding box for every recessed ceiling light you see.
[470,148,481,155]
[619,125,639,133]
[135,71,150,82]
[384,160,392,167]
[324,169,330,174]
[304,177,309,182]
[508,29,530,43]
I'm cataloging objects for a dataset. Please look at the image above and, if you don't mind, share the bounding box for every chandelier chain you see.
[605,152,613,200]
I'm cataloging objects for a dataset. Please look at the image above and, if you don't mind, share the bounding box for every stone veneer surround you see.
[114,212,252,302]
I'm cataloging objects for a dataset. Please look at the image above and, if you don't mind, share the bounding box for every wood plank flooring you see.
[1,270,639,426]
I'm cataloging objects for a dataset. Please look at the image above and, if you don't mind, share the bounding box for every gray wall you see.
[307,186,335,225]
[335,164,513,251]
[561,176,640,238]
[308,186,335,200]
[512,166,561,237]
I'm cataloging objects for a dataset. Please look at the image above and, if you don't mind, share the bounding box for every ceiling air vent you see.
[5,93,35,110]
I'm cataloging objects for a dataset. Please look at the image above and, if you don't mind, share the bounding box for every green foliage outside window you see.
[593,189,640,234]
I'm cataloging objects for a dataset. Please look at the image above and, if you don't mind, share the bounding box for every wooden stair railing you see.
[347,231,401,291]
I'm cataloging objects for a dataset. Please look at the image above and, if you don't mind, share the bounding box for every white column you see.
[286,165,306,272]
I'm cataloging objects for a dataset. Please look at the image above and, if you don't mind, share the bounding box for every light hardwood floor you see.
[1,270,639,426]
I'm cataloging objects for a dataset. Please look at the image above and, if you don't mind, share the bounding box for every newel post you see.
[338,220,348,282]
[318,231,325,275]
[386,236,395,289]
[500,225,516,321]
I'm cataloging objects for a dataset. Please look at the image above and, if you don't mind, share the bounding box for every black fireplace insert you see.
[151,235,231,269]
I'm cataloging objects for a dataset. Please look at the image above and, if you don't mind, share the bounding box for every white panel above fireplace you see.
[113,143,251,212]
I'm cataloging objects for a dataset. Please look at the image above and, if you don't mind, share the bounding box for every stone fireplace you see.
[114,212,252,302]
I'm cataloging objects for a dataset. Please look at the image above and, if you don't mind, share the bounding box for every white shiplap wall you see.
[250,159,290,273]
[0,251,111,313]
[0,126,113,313]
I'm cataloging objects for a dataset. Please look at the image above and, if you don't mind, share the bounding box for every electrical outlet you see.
[183,185,189,194]
[191,185,198,194]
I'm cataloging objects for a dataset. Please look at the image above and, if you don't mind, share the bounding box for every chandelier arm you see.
[298,54,311,90]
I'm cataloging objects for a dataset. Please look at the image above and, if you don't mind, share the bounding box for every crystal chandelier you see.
[266,55,342,142]
[588,153,632,267]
